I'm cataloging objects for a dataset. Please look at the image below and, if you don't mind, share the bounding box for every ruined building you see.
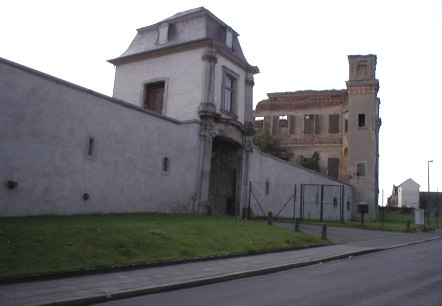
[253,55,381,219]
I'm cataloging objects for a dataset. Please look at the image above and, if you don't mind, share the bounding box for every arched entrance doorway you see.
[208,137,242,216]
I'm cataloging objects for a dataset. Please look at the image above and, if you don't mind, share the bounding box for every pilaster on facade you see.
[199,47,218,119]
[244,72,256,131]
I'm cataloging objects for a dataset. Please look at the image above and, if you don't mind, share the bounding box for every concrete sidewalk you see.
[1,227,441,306]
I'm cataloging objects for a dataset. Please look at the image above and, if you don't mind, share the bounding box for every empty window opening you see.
[345,118,348,132]
[162,157,170,173]
[356,162,367,177]
[254,117,264,129]
[328,114,340,134]
[347,201,351,210]
[87,138,94,156]
[333,197,338,207]
[358,114,366,128]
[144,82,165,114]
[265,180,270,195]
[85,137,96,160]
[279,115,288,127]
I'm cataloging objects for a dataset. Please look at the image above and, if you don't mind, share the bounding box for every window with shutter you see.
[328,158,339,179]
[304,114,315,134]
[289,115,295,135]
[329,114,340,134]
[314,114,320,134]
[272,116,279,135]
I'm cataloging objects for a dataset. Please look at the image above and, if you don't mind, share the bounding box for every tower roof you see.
[108,7,255,71]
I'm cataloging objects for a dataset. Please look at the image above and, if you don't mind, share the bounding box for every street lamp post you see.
[428,160,434,192]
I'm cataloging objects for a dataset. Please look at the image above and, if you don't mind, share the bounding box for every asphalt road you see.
[98,239,442,306]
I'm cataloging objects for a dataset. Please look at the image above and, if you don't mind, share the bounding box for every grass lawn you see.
[292,210,441,232]
[0,213,325,279]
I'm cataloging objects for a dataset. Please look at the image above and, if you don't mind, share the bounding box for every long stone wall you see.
[247,146,353,221]
[0,57,353,220]
[0,58,201,216]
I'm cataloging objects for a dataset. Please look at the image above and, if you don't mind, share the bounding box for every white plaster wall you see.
[248,146,352,220]
[112,49,205,121]
[0,60,201,216]
[398,181,420,208]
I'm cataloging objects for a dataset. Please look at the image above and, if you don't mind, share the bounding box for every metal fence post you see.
[268,211,273,225]
[294,218,300,232]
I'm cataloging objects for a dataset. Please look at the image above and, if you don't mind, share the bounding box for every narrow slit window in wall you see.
[87,138,94,156]
[162,157,170,173]
[85,137,95,160]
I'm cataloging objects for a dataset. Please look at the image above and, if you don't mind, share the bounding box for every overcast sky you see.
[1,0,441,204]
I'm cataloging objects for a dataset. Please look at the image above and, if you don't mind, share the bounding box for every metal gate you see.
[300,184,344,222]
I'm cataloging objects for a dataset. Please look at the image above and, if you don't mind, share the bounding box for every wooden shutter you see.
[329,114,340,134]
[289,115,295,135]
[272,116,279,135]
[314,114,320,134]
[328,158,339,179]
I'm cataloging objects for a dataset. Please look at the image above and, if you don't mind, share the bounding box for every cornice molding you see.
[256,91,348,111]
[346,80,379,95]
[108,39,259,75]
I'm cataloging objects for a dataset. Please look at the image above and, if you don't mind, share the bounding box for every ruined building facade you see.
[253,55,381,219]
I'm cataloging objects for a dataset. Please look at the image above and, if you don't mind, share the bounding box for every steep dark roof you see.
[108,7,255,70]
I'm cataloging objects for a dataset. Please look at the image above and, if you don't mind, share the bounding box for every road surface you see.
[98,239,442,306]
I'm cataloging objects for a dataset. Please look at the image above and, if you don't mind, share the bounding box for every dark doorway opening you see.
[209,137,241,216]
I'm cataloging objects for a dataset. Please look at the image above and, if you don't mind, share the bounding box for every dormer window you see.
[225,28,233,49]
[157,23,169,44]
